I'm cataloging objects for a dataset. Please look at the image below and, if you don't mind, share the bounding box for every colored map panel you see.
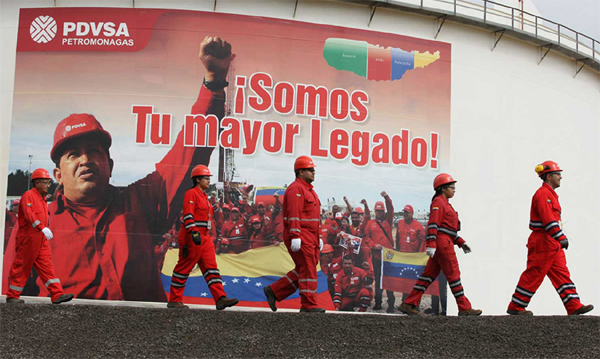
[367,44,392,81]
[323,38,368,78]
[391,48,414,80]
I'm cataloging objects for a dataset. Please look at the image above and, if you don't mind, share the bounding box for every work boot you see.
[458,308,483,316]
[299,307,326,313]
[52,293,74,304]
[570,304,594,316]
[507,309,533,316]
[263,286,277,312]
[373,304,382,310]
[216,296,239,310]
[6,298,25,304]
[386,306,395,314]
[399,302,420,315]
[167,301,189,309]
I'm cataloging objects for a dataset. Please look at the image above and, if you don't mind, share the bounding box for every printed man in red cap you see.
[264,155,325,313]
[220,207,248,253]
[333,255,373,312]
[167,165,238,309]
[507,161,594,316]
[396,205,425,253]
[4,199,19,253]
[5,169,74,304]
[3,36,234,302]
[362,192,395,312]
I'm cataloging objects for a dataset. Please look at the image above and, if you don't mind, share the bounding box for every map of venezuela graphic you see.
[323,38,440,81]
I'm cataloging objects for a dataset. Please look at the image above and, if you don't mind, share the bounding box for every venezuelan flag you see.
[161,243,334,309]
[381,249,440,296]
[254,187,286,207]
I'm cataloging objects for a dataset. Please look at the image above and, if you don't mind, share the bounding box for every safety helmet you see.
[221,238,230,245]
[51,114,112,163]
[250,215,262,224]
[535,160,562,177]
[321,244,334,254]
[433,173,456,190]
[352,207,364,214]
[403,205,414,213]
[190,165,212,178]
[31,168,51,181]
[257,202,266,208]
[231,207,240,214]
[294,155,316,171]
[374,201,385,211]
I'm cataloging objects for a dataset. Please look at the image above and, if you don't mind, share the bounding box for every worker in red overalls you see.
[221,207,248,254]
[400,174,481,316]
[363,192,395,312]
[264,155,325,313]
[6,169,74,304]
[167,165,238,310]
[396,205,426,253]
[249,215,270,249]
[507,161,593,316]
[333,255,373,312]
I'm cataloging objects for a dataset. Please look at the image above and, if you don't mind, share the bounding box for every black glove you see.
[559,238,569,250]
[182,245,189,258]
[462,243,472,254]
[191,231,202,245]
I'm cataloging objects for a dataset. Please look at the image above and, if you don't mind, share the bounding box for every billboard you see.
[3,8,450,308]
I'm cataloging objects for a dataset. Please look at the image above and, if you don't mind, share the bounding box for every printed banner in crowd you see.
[161,244,334,309]
[381,249,440,296]
[3,7,451,307]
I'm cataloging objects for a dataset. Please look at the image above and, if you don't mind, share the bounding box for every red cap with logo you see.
[221,238,230,245]
[403,205,414,213]
[374,201,385,211]
[353,207,364,214]
[250,215,262,224]
[51,114,112,163]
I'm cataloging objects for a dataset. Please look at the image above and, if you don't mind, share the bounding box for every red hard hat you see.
[535,160,562,177]
[321,244,334,254]
[294,155,316,171]
[433,173,456,190]
[374,201,385,211]
[221,238,230,245]
[31,168,51,181]
[190,165,212,178]
[51,114,112,163]
[257,202,266,208]
[353,207,364,214]
[250,215,261,224]
[403,205,414,213]
[231,207,240,213]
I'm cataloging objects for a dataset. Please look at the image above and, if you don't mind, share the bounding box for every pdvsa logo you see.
[30,16,57,43]
[65,123,87,132]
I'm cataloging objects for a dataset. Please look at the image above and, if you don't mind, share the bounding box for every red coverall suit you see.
[2,85,223,302]
[333,267,373,311]
[507,183,584,314]
[404,196,473,312]
[396,219,426,253]
[364,197,395,309]
[268,178,321,309]
[7,189,67,301]
[169,186,227,303]
[221,219,248,253]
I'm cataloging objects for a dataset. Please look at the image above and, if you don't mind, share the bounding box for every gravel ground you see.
[1,303,598,358]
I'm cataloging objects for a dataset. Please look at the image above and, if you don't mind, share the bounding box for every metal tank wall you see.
[1,0,598,315]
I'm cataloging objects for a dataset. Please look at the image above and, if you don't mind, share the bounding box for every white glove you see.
[319,238,324,251]
[426,247,436,258]
[291,238,301,252]
[42,227,53,240]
